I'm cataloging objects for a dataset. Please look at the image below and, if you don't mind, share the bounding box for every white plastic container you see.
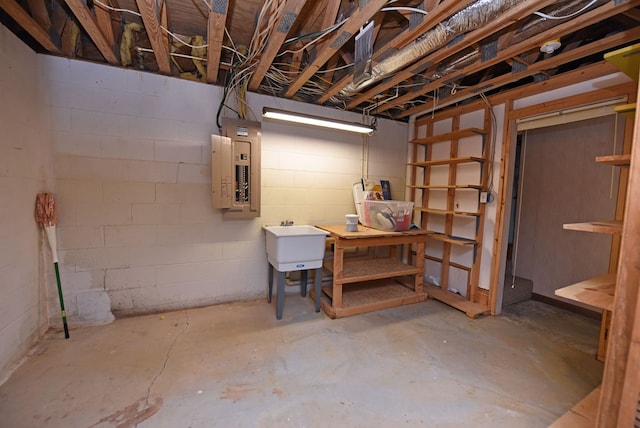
[360,200,414,231]
[263,225,329,271]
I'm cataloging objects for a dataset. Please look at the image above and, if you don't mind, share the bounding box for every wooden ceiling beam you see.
[316,0,476,105]
[206,0,228,84]
[135,0,171,74]
[348,0,559,110]
[0,0,60,53]
[397,25,640,118]
[316,0,342,53]
[248,0,308,91]
[26,0,56,41]
[379,0,640,115]
[93,0,116,53]
[284,0,387,98]
[63,0,118,64]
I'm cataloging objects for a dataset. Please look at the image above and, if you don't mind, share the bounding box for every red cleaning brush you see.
[35,193,69,339]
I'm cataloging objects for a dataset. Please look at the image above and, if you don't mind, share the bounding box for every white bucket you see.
[345,214,359,232]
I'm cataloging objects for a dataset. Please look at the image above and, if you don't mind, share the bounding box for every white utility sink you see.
[263,225,329,272]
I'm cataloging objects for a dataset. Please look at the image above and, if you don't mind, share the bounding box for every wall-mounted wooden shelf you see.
[595,154,631,166]
[417,207,480,216]
[409,156,485,167]
[408,184,483,190]
[554,273,616,311]
[410,128,485,145]
[563,220,623,234]
[426,232,477,246]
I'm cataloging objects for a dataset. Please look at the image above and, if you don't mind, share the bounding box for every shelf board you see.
[408,184,483,190]
[554,273,616,311]
[425,284,490,318]
[604,43,640,80]
[426,231,477,246]
[417,207,480,216]
[408,156,485,167]
[410,128,485,145]
[563,220,623,234]
[323,257,421,284]
[613,103,636,118]
[596,154,631,166]
[319,279,426,319]
[549,386,601,427]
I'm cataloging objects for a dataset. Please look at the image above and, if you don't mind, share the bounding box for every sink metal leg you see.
[276,270,286,320]
[268,263,274,303]
[314,267,322,312]
[300,270,308,297]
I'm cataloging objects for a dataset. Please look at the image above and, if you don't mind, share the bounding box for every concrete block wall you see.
[38,55,408,319]
[0,25,53,381]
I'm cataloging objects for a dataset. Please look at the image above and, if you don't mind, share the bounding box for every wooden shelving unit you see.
[554,42,640,426]
[407,122,490,317]
[315,224,428,319]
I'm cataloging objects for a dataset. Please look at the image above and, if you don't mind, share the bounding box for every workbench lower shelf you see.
[318,278,426,319]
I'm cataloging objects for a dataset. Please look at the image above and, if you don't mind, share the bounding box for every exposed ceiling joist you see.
[347,0,560,111]
[401,26,640,118]
[94,0,116,52]
[2,0,639,121]
[248,0,308,91]
[284,0,388,98]
[206,0,228,84]
[0,0,59,53]
[317,0,477,105]
[135,0,170,74]
[63,0,118,64]
[379,0,640,115]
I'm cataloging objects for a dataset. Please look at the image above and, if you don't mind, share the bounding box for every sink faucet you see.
[280,220,294,226]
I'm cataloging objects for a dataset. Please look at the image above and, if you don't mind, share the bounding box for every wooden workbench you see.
[315,224,428,318]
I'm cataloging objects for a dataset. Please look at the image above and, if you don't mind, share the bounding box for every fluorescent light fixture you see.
[262,107,375,134]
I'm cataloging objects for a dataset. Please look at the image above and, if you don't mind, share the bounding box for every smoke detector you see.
[540,39,561,54]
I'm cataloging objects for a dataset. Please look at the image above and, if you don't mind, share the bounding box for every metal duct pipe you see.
[340,0,524,96]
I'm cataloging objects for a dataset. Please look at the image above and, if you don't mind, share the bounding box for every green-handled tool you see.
[35,193,69,339]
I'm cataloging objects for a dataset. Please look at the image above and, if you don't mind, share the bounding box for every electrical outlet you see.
[480,192,488,204]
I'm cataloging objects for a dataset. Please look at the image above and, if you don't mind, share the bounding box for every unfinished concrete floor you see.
[0,296,602,427]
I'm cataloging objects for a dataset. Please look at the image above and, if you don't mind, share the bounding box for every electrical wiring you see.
[480,92,498,196]
[533,0,597,20]
[277,26,341,57]
[380,6,428,15]
[93,0,208,50]
[283,18,348,46]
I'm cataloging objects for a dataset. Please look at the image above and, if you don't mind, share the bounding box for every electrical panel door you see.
[211,118,261,218]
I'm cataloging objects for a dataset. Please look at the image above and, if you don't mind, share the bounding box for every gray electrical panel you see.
[211,118,261,218]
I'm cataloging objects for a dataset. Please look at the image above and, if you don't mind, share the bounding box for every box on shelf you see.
[360,200,414,231]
